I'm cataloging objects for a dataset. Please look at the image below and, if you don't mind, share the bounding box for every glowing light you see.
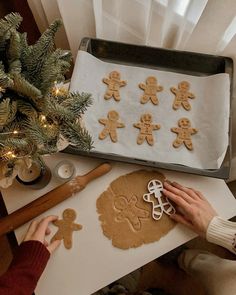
[13,130,18,134]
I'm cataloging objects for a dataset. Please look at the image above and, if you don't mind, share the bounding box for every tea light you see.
[18,161,42,183]
[54,161,75,180]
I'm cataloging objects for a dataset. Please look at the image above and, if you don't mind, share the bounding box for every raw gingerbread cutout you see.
[139,76,163,105]
[102,71,127,101]
[171,117,198,150]
[96,170,176,249]
[51,208,82,249]
[114,195,150,231]
[133,113,160,146]
[98,110,125,142]
[170,81,195,110]
[143,180,175,220]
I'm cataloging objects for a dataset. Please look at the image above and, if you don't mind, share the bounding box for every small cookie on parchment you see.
[171,117,198,150]
[51,208,82,249]
[170,81,195,110]
[98,110,125,142]
[133,113,160,146]
[102,71,127,101]
[139,76,163,105]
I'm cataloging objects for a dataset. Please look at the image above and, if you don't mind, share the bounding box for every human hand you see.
[162,181,218,238]
[23,215,61,254]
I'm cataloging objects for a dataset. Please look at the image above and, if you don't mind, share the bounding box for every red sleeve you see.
[0,240,50,295]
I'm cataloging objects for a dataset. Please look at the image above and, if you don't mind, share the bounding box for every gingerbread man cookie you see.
[133,113,160,146]
[171,118,198,150]
[139,76,163,105]
[114,195,150,231]
[51,208,82,249]
[102,71,127,101]
[170,81,195,111]
[98,110,125,142]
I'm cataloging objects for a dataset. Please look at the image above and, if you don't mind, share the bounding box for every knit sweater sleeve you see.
[0,240,50,295]
[206,216,236,255]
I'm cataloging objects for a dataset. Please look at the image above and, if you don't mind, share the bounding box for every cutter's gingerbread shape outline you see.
[143,180,176,220]
[114,195,150,231]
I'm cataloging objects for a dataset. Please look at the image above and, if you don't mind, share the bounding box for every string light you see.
[5,151,16,158]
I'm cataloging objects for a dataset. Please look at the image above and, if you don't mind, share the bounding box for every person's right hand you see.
[162,181,218,238]
[23,215,61,254]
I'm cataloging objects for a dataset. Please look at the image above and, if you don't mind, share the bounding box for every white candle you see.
[54,161,75,180]
[18,161,42,183]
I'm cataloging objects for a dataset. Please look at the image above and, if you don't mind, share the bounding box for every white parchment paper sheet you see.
[70,51,230,169]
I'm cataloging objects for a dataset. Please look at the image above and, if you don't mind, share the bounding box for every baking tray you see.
[64,37,233,179]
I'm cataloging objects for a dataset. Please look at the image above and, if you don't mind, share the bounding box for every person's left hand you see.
[23,215,61,254]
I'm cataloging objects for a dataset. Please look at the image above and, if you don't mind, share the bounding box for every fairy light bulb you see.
[40,115,46,121]
[13,130,18,134]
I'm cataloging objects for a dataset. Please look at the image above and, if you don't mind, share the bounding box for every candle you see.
[16,160,52,189]
[18,161,42,183]
[54,161,75,180]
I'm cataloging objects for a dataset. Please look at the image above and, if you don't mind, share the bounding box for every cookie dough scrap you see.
[171,117,198,150]
[102,71,127,101]
[133,113,160,146]
[51,208,82,249]
[139,76,163,105]
[96,170,176,250]
[170,81,195,111]
[98,110,125,142]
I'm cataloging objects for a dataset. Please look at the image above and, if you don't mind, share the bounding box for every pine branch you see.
[0,69,13,88]
[8,30,22,74]
[17,100,38,118]
[45,100,75,121]
[0,13,22,37]
[22,19,62,83]
[62,92,93,116]
[61,121,93,151]
[0,98,10,128]
[9,73,42,103]
[39,49,71,94]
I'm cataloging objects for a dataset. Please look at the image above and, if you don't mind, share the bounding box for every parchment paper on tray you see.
[70,51,230,170]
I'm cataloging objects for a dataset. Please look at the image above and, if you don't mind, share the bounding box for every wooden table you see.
[1,153,236,295]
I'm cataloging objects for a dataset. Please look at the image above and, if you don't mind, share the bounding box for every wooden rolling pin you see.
[0,162,112,236]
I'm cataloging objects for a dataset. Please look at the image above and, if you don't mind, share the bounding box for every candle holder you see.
[16,160,51,190]
[54,160,75,181]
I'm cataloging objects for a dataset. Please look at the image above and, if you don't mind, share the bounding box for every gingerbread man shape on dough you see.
[133,113,160,146]
[103,71,127,101]
[114,195,150,231]
[139,76,163,105]
[98,110,125,142]
[143,180,175,220]
[171,118,198,150]
[170,81,195,111]
[51,208,82,249]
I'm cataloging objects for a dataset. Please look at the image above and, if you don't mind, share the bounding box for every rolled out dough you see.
[96,170,176,249]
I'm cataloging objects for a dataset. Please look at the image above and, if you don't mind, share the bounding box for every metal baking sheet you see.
[63,37,233,179]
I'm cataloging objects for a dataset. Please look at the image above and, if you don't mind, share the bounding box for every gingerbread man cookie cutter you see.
[98,110,125,142]
[139,76,163,105]
[143,180,175,220]
[171,117,198,150]
[170,81,195,111]
[102,71,127,101]
[51,208,82,249]
[114,195,150,231]
[133,113,160,146]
